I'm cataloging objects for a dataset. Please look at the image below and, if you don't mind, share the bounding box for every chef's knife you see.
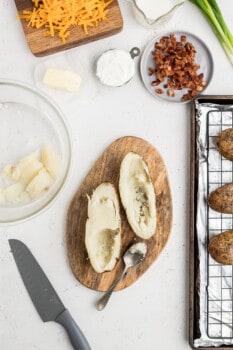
[9,239,91,350]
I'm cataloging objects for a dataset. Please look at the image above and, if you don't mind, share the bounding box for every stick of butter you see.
[43,68,82,92]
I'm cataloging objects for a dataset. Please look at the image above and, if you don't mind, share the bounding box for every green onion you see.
[188,0,233,64]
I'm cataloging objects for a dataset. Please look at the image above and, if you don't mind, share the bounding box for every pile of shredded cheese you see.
[18,0,113,42]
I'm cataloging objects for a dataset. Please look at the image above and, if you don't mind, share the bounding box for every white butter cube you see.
[43,68,82,92]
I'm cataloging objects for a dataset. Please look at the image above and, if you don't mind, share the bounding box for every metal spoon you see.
[95,242,147,311]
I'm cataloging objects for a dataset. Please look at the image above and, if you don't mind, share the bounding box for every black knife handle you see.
[55,309,91,350]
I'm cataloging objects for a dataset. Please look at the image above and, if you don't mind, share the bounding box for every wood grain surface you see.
[66,136,173,292]
[14,0,123,57]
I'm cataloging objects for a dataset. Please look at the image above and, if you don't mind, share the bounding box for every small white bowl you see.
[140,31,214,103]
[96,47,140,87]
[132,0,184,29]
[0,80,71,224]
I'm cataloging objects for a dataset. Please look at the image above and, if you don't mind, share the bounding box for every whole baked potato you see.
[208,183,233,214]
[208,230,233,265]
[216,128,233,160]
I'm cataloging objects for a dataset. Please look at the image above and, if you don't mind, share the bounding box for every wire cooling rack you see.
[206,109,233,338]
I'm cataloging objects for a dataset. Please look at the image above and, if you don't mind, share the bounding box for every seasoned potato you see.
[119,152,156,240]
[216,128,233,160]
[209,230,233,265]
[85,182,121,273]
[208,183,233,214]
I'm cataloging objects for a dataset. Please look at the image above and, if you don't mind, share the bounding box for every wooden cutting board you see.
[14,0,123,57]
[66,136,173,292]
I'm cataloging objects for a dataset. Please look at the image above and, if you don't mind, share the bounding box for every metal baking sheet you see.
[190,95,233,349]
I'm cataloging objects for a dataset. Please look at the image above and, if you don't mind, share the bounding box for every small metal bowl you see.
[96,47,140,87]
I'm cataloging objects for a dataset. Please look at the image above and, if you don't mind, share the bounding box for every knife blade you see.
[9,239,91,350]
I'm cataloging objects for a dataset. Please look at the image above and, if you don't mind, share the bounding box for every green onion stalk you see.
[189,0,233,65]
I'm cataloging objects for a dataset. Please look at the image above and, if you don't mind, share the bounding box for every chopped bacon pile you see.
[149,34,206,102]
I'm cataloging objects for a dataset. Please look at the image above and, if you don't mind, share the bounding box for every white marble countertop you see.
[1,1,233,349]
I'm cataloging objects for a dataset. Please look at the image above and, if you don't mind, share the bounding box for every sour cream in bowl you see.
[96,48,140,87]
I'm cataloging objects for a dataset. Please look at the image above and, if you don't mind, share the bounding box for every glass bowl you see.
[0,80,71,224]
[132,0,184,29]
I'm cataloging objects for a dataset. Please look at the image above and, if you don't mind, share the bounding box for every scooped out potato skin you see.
[118,151,156,240]
[85,182,121,274]
[208,183,233,214]
[209,230,233,265]
[216,128,233,160]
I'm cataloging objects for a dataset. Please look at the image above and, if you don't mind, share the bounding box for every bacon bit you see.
[181,35,187,43]
[155,88,164,94]
[151,79,161,86]
[167,88,175,97]
[148,67,155,75]
[148,34,206,101]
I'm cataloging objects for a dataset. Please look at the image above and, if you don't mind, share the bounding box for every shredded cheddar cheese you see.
[18,0,113,42]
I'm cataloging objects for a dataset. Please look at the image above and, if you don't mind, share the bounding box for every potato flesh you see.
[26,169,54,199]
[119,152,156,239]
[41,146,61,179]
[0,189,5,203]
[11,155,43,185]
[3,182,25,202]
[0,146,61,203]
[85,183,121,273]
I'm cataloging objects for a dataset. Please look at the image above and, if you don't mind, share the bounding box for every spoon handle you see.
[95,265,128,311]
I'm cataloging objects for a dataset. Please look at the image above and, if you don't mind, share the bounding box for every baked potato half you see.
[85,182,121,273]
[119,152,156,240]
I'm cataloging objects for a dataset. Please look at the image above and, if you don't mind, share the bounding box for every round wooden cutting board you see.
[66,136,172,292]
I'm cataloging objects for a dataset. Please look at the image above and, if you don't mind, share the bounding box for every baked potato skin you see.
[209,230,233,264]
[208,183,233,214]
[216,128,233,160]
